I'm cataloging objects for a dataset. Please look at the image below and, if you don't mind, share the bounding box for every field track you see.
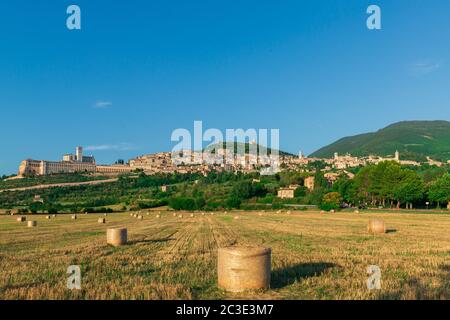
[0,178,119,193]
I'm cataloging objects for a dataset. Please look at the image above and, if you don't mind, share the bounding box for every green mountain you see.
[310,121,450,162]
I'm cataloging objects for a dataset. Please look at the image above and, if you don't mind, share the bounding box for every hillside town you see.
[16,145,450,180]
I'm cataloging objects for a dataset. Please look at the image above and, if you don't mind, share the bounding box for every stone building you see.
[18,146,131,177]
[277,187,295,199]
[304,176,315,191]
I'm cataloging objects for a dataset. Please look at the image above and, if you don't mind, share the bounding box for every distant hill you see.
[310,121,450,162]
[204,142,294,157]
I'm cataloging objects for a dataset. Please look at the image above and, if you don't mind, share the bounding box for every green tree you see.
[294,186,307,198]
[332,176,353,204]
[428,173,450,208]
[393,170,424,209]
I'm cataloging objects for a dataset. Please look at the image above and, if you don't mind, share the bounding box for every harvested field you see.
[0,210,449,300]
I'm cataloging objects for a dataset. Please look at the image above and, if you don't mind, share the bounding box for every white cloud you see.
[85,143,135,151]
[409,60,442,77]
[93,101,112,109]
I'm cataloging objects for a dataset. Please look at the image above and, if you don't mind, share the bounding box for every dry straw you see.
[27,221,37,227]
[107,228,127,246]
[367,219,386,234]
[218,246,271,292]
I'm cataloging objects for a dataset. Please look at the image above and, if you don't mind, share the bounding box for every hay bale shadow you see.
[271,262,336,289]
[386,229,397,234]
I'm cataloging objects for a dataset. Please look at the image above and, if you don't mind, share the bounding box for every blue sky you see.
[1,0,450,175]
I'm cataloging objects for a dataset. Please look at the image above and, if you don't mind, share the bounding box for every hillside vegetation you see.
[310,121,450,162]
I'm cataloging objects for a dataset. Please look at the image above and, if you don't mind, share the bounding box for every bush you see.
[137,199,168,209]
[226,196,241,209]
[320,192,342,211]
[169,197,197,211]
[83,207,113,213]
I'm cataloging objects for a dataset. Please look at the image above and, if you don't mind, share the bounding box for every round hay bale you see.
[98,218,106,224]
[286,210,291,215]
[46,215,51,220]
[137,215,143,220]
[368,219,386,234]
[27,221,37,227]
[190,214,194,218]
[201,212,205,216]
[218,246,271,292]
[354,210,360,214]
[258,213,263,216]
[104,213,107,217]
[173,213,177,217]
[17,216,26,222]
[156,214,160,219]
[107,228,127,247]
[234,216,239,220]
[71,214,77,220]
[330,209,335,213]
[178,214,183,218]
[130,213,133,217]
[276,210,281,214]
[211,213,215,216]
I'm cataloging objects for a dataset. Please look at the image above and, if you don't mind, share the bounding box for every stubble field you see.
[0,210,449,300]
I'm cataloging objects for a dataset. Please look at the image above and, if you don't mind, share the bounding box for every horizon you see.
[2,1,450,175]
[5,118,449,176]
